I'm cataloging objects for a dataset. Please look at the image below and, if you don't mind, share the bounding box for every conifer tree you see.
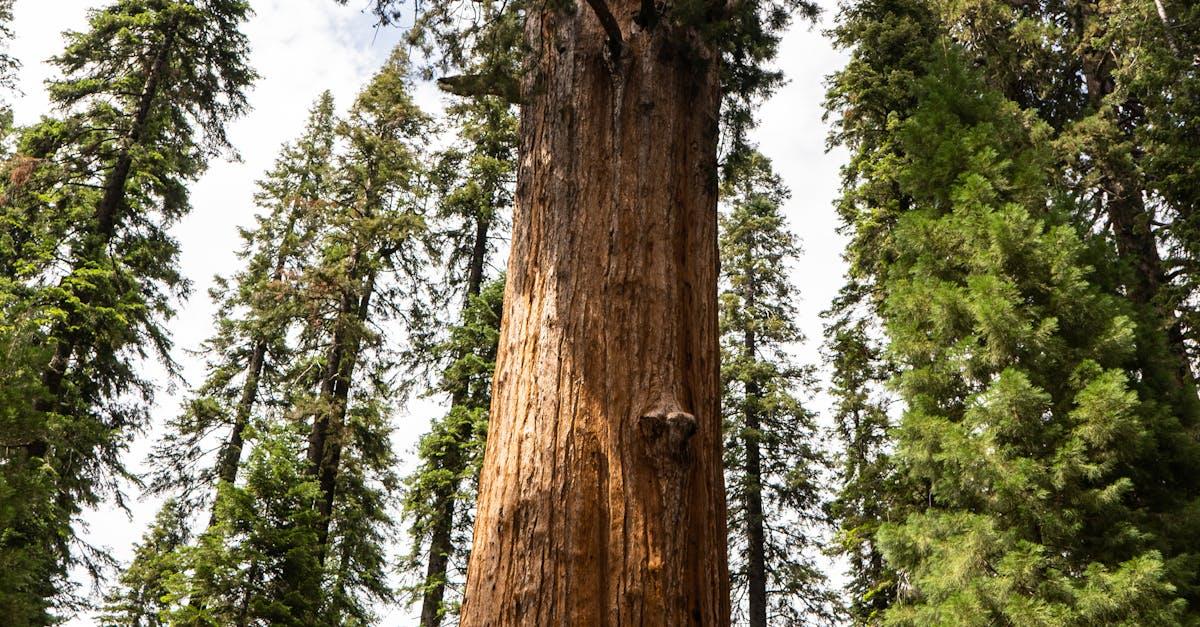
[821,300,896,624]
[100,93,338,626]
[718,151,835,626]
[907,0,1200,611]
[401,94,515,627]
[165,422,324,627]
[301,48,431,571]
[403,277,505,626]
[831,28,1192,620]
[148,91,338,520]
[822,0,937,618]
[334,0,819,618]
[0,0,253,620]
[98,499,191,626]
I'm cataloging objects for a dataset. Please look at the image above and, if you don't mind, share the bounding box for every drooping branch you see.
[583,0,623,59]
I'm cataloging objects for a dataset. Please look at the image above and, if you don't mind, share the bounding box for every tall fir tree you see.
[0,0,253,620]
[718,151,835,626]
[150,91,338,520]
[822,0,938,619]
[300,47,431,574]
[98,499,191,626]
[100,93,338,625]
[403,278,505,626]
[903,0,1200,611]
[400,93,515,627]
[822,295,897,624]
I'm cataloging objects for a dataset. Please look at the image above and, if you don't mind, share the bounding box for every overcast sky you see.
[7,0,849,622]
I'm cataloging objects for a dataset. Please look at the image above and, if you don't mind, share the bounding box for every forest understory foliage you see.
[0,0,1196,625]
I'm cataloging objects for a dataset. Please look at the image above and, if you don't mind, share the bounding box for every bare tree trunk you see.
[460,1,730,624]
[742,268,767,627]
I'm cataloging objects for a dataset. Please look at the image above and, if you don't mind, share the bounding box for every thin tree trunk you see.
[307,269,377,562]
[205,211,304,530]
[419,216,491,627]
[742,258,767,627]
[460,1,729,623]
[1075,2,1195,395]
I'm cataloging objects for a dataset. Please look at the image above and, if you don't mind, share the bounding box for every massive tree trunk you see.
[460,2,730,624]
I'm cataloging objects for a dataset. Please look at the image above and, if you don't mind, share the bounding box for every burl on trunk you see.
[460,0,730,624]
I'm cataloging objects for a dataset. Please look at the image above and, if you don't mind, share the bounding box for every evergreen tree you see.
[402,277,505,626]
[101,93,338,626]
[147,91,338,520]
[718,151,835,626]
[822,0,938,619]
[332,0,821,618]
[300,47,431,573]
[98,499,191,626]
[165,422,324,627]
[907,0,1200,610]
[835,34,1191,621]
[0,0,253,620]
[822,298,897,624]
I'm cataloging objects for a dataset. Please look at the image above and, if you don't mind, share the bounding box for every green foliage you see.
[401,278,504,619]
[166,423,324,626]
[99,499,191,626]
[828,19,1197,618]
[146,92,338,515]
[0,0,254,619]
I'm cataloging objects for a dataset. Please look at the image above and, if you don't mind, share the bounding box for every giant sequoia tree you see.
[0,0,253,620]
[340,0,815,620]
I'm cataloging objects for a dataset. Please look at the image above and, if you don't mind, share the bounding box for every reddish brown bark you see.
[460,2,730,624]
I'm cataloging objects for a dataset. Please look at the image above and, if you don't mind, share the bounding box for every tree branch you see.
[436,73,521,104]
[584,0,624,59]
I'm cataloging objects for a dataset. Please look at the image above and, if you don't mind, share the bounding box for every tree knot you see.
[638,405,697,460]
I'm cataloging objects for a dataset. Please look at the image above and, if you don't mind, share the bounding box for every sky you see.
[7,0,850,622]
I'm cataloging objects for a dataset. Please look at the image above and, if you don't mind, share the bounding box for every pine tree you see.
[101,93,338,626]
[822,0,938,619]
[0,0,253,619]
[300,48,431,573]
[822,297,897,624]
[147,91,338,520]
[914,0,1200,610]
[718,151,835,626]
[401,94,515,627]
[165,422,324,627]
